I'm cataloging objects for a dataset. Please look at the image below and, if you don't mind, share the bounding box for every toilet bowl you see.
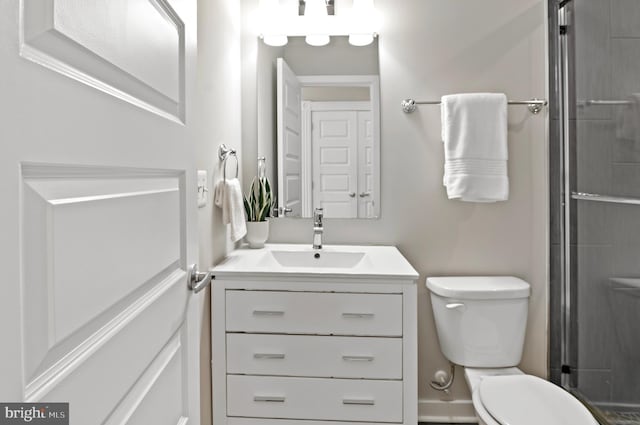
[465,367,598,425]
[427,276,598,425]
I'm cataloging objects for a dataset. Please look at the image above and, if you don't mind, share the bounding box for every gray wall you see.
[196,0,242,423]
[241,0,549,419]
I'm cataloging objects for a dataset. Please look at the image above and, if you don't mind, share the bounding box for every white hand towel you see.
[214,178,247,242]
[441,93,509,202]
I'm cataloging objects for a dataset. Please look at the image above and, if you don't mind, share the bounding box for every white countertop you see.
[210,243,419,280]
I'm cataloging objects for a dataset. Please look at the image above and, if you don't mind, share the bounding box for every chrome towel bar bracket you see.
[218,143,239,180]
[401,98,548,115]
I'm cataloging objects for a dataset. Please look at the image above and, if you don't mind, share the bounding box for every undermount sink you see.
[269,249,366,268]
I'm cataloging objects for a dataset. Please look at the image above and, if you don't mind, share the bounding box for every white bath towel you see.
[214,178,247,242]
[441,93,509,202]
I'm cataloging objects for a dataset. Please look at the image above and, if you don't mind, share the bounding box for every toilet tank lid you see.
[426,276,530,299]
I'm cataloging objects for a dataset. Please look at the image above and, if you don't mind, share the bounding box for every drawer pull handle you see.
[254,353,286,360]
[343,398,375,406]
[342,355,374,362]
[342,313,375,319]
[253,310,285,316]
[254,395,286,403]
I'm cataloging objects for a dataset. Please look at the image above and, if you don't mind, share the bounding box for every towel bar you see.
[572,192,640,206]
[578,100,633,107]
[401,98,548,115]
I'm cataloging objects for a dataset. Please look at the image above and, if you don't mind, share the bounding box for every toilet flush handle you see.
[445,302,465,310]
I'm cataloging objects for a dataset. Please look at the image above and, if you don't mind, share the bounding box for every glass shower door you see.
[557,0,640,423]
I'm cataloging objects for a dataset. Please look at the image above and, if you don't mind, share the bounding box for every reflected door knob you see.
[348,192,356,198]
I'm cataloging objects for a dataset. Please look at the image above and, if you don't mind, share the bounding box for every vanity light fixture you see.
[348,0,376,46]
[259,0,379,47]
[304,0,331,46]
[259,0,288,46]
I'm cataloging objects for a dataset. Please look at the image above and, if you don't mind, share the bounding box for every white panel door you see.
[358,111,376,218]
[1,1,201,424]
[312,111,358,218]
[276,58,303,217]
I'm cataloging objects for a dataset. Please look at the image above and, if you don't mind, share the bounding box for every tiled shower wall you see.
[550,0,640,409]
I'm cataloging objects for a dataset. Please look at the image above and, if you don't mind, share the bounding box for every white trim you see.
[298,75,380,88]
[308,101,372,112]
[403,285,418,425]
[418,399,478,423]
[301,101,313,217]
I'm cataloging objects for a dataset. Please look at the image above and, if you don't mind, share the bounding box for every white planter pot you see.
[245,220,269,248]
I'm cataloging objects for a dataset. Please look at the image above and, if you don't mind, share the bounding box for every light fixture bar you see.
[299,0,334,16]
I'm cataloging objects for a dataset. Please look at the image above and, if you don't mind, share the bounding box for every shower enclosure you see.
[550,0,640,423]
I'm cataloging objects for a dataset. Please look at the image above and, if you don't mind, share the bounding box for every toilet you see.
[426,276,598,425]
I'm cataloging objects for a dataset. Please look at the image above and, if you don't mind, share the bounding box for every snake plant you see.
[243,175,275,222]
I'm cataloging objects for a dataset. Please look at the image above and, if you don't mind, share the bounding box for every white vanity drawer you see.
[227,375,403,423]
[227,334,402,379]
[226,290,402,336]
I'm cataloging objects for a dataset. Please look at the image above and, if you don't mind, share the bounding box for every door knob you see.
[278,207,293,216]
[348,192,356,198]
[188,264,212,294]
[359,192,371,198]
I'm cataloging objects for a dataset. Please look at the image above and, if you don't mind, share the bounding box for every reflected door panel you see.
[312,111,359,218]
[358,111,375,218]
[276,58,303,217]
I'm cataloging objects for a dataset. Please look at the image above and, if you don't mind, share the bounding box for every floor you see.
[602,410,640,425]
[419,423,477,425]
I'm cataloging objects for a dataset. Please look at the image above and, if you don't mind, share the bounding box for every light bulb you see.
[305,34,330,46]
[348,33,374,46]
[304,0,330,46]
[349,0,376,46]
[263,34,288,46]
[259,0,287,46]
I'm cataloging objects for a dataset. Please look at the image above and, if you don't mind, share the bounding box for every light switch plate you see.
[197,170,208,208]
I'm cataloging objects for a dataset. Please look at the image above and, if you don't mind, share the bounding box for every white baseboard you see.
[418,399,478,423]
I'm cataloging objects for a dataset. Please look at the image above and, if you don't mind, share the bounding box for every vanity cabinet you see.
[212,278,417,425]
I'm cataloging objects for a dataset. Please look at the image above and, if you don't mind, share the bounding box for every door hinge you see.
[561,364,572,374]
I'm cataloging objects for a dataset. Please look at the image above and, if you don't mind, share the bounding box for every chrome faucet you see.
[313,207,324,249]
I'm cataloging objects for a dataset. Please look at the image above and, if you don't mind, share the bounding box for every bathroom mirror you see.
[257,36,380,219]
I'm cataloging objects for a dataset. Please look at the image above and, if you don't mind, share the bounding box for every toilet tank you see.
[426,276,530,368]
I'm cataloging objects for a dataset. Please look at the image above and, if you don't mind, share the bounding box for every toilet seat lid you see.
[479,375,598,425]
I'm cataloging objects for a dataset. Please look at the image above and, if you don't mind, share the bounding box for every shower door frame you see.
[552,0,640,420]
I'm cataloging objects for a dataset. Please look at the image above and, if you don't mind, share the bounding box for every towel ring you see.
[219,144,239,180]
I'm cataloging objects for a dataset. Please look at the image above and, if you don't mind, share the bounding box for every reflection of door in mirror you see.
[276,55,380,219]
[276,58,303,217]
[309,105,374,218]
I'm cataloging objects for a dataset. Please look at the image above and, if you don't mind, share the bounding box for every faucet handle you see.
[314,207,324,225]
